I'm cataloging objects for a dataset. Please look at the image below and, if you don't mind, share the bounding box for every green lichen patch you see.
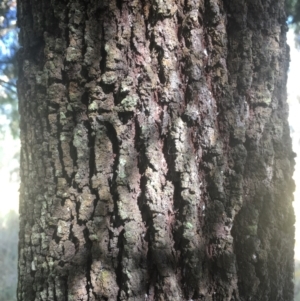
[120,77,134,94]
[116,95,138,112]
[66,46,81,62]
[101,71,118,85]
[153,0,178,17]
[254,87,272,106]
[88,101,98,112]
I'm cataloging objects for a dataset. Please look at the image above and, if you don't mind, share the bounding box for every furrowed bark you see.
[18,0,295,300]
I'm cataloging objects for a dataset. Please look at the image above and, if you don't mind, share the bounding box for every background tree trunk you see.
[17,0,295,300]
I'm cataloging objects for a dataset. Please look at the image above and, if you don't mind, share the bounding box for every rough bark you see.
[17,0,295,300]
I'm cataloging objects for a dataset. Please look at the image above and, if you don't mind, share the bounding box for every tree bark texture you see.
[17,0,295,300]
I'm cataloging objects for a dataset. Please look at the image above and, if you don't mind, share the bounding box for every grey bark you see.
[17,0,295,300]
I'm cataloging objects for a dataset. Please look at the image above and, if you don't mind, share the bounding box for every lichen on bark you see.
[18,0,295,300]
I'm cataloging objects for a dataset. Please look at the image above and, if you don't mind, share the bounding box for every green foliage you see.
[0,211,18,301]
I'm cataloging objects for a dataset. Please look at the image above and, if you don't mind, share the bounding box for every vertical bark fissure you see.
[173,1,206,296]
[133,0,187,298]
[202,4,232,300]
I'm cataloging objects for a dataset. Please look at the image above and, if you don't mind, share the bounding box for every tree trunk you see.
[17,0,295,300]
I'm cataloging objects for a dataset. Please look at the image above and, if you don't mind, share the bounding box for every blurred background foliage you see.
[0,0,18,299]
[0,0,18,138]
[0,1,300,301]
[286,0,300,48]
[0,211,18,301]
